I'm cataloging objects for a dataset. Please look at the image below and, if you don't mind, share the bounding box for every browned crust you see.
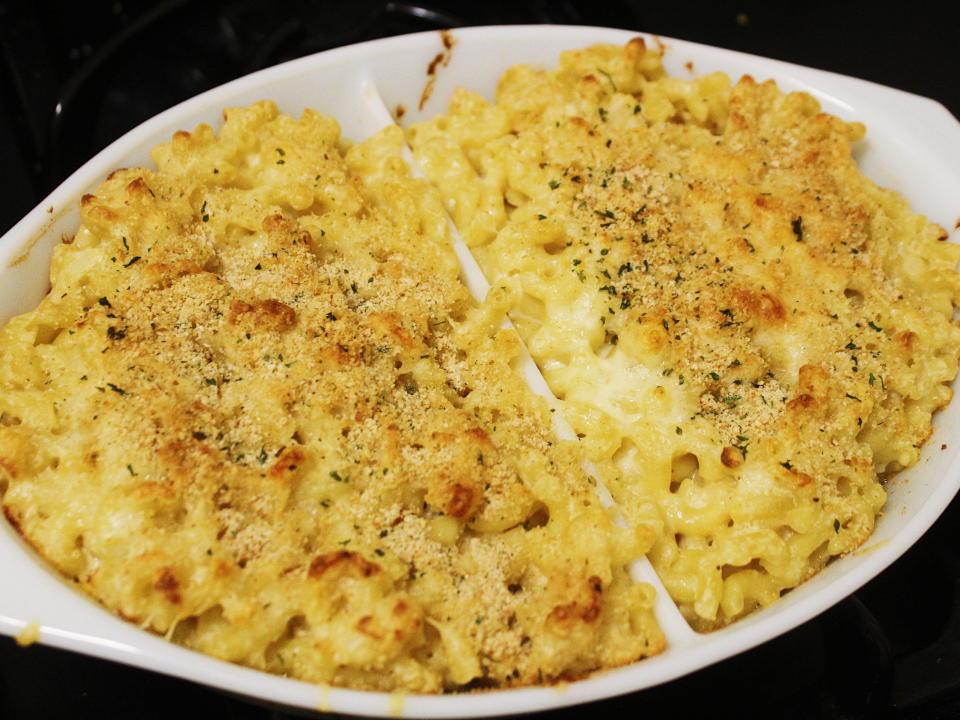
[227,298,297,331]
[154,568,182,604]
[308,550,381,580]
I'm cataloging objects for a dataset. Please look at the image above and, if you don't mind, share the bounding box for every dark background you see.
[1,2,959,719]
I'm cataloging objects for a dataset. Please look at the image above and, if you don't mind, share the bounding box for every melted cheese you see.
[409,39,960,628]
[0,101,663,690]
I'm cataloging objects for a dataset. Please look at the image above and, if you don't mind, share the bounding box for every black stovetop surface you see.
[1,2,959,718]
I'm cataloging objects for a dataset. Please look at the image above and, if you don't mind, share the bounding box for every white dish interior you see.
[1,25,959,718]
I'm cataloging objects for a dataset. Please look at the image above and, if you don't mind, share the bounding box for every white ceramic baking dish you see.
[1,25,959,719]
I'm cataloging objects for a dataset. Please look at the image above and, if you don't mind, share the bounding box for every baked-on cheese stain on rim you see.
[419,29,457,112]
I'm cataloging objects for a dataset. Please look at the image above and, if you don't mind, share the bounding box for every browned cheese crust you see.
[408,40,960,629]
[0,102,662,691]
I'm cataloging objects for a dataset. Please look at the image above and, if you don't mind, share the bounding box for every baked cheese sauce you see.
[409,40,960,629]
[0,102,660,691]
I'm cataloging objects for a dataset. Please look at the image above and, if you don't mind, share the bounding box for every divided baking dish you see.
[1,25,959,717]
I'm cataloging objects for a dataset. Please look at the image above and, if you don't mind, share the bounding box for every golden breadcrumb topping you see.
[0,101,662,691]
[409,39,960,629]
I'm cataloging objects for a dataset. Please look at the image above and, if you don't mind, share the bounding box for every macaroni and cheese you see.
[0,101,663,690]
[409,39,960,629]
